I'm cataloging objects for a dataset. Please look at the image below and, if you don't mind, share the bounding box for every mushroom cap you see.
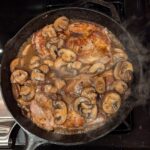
[58,48,77,62]
[102,92,121,114]
[89,63,105,74]
[54,16,69,31]
[114,61,133,82]
[53,100,67,125]
[94,77,105,94]
[11,70,28,85]
[113,80,128,94]
[74,97,97,122]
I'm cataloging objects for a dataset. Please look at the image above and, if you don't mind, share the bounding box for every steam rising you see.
[122,16,150,106]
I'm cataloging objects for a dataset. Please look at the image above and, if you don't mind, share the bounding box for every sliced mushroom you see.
[20,84,35,101]
[113,48,128,63]
[102,92,121,114]
[53,100,67,125]
[44,84,52,93]
[74,97,97,121]
[44,85,58,94]
[29,56,40,69]
[54,58,67,70]
[39,64,49,74]
[54,16,69,31]
[21,44,32,56]
[80,65,90,73]
[31,69,45,82]
[89,63,105,74]
[11,70,28,85]
[94,77,105,94]
[54,78,66,90]
[114,61,133,82]
[42,24,57,38]
[81,87,97,101]
[43,59,54,68]
[113,80,128,94]
[20,86,31,95]
[72,61,82,70]
[67,61,82,70]
[60,66,78,77]
[10,58,20,72]
[58,48,77,62]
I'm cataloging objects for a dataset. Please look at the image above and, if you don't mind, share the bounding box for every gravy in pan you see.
[10,16,133,134]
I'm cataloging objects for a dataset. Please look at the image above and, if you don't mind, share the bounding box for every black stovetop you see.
[0,0,150,149]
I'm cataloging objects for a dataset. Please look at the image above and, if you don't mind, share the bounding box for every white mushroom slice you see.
[113,48,128,63]
[31,69,45,82]
[67,61,82,70]
[54,16,69,31]
[114,61,133,82]
[102,92,121,114]
[10,58,20,72]
[58,48,77,62]
[89,63,105,74]
[53,101,67,125]
[80,65,90,73]
[54,78,66,90]
[81,87,97,101]
[29,56,40,69]
[44,85,52,93]
[113,80,128,94]
[60,66,78,77]
[39,64,49,74]
[72,61,82,69]
[44,85,57,94]
[20,86,31,96]
[54,58,67,70]
[11,70,28,85]
[94,77,105,94]
[74,97,97,121]
[42,24,57,38]
[20,85,35,101]
[21,44,32,56]
[43,59,54,68]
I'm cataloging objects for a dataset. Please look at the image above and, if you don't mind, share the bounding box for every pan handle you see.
[77,0,121,22]
[25,133,48,150]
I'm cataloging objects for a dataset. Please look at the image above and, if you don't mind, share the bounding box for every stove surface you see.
[0,0,150,149]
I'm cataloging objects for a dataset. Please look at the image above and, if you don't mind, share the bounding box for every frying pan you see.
[1,1,140,148]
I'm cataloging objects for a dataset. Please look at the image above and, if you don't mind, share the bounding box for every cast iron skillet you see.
[1,7,140,146]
